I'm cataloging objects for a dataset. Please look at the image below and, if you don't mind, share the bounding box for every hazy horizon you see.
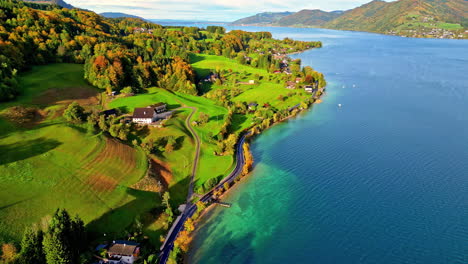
[66,0,394,22]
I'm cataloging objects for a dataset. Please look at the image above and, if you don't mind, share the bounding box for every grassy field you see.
[109,88,233,195]
[190,54,310,110]
[0,64,156,244]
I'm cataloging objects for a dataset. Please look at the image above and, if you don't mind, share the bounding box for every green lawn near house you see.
[0,64,155,244]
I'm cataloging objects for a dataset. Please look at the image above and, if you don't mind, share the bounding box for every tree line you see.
[0,0,320,101]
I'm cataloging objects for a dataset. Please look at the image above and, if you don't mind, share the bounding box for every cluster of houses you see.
[132,103,171,125]
[133,27,154,34]
[285,78,318,94]
[97,240,140,264]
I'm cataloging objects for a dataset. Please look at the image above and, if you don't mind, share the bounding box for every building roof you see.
[108,242,139,256]
[133,107,155,119]
[151,102,166,108]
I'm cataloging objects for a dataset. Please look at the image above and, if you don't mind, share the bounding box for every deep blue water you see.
[189,27,468,264]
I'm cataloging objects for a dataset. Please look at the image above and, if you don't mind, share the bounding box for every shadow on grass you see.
[86,187,161,242]
[189,54,205,64]
[0,137,62,166]
[209,114,225,122]
[198,82,213,95]
[230,114,248,133]
[168,176,191,207]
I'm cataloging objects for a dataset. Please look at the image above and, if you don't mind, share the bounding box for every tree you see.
[19,228,46,264]
[1,243,17,263]
[174,231,192,252]
[165,137,176,153]
[162,192,173,223]
[224,134,238,155]
[43,209,86,264]
[63,102,86,123]
[184,218,195,232]
[198,112,209,125]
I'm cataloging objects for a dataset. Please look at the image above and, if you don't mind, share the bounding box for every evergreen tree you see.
[43,209,86,264]
[19,228,46,264]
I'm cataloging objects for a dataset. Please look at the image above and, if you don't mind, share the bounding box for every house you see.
[295,78,302,83]
[248,103,258,110]
[132,107,156,124]
[203,73,219,82]
[304,85,314,93]
[106,241,140,264]
[286,81,296,89]
[151,102,167,113]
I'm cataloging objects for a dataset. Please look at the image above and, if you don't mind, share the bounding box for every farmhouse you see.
[132,107,156,124]
[248,102,258,110]
[106,241,140,264]
[304,85,314,93]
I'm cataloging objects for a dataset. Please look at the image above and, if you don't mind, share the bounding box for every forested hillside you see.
[100,12,143,19]
[231,12,293,25]
[325,0,467,38]
[0,0,320,102]
[232,0,468,39]
[277,9,343,27]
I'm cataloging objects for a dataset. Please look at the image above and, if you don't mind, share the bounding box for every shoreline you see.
[159,46,326,263]
[184,88,326,261]
[231,24,467,40]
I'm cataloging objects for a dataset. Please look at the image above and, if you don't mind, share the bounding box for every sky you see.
[65,0,378,21]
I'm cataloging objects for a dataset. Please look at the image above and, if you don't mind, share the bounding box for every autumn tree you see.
[1,243,17,263]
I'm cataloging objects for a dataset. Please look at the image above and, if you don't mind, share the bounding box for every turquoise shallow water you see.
[188,27,468,264]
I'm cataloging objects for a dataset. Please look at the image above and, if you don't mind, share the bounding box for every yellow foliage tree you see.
[174,231,192,252]
[1,243,17,263]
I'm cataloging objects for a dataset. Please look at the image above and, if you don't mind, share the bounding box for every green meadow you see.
[109,87,233,193]
[0,64,156,243]
[0,54,311,244]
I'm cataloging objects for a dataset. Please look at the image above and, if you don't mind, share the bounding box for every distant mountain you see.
[277,9,343,27]
[231,0,467,39]
[325,0,467,38]
[231,12,294,25]
[23,0,74,9]
[100,12,143,19]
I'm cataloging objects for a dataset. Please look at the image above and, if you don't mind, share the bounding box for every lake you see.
[188,26,468,264]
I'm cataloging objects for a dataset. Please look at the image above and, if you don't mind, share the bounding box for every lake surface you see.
[188,27,468,263]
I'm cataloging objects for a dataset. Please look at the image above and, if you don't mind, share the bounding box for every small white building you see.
[304,85,314,93]
[106,241,140,264]
[132,107,156,124]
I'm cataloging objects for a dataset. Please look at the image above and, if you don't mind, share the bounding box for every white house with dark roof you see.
[106,241,140,264]
[132,107,156,124]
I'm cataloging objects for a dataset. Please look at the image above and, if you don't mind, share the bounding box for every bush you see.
[3,106,39,124]
[63,102,86,123]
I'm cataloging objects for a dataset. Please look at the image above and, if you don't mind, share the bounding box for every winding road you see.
[158,130,250,264]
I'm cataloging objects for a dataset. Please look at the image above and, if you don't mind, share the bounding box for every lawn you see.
[0,64,155,244]
[190,54,267,77]
[109,88,233,196]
